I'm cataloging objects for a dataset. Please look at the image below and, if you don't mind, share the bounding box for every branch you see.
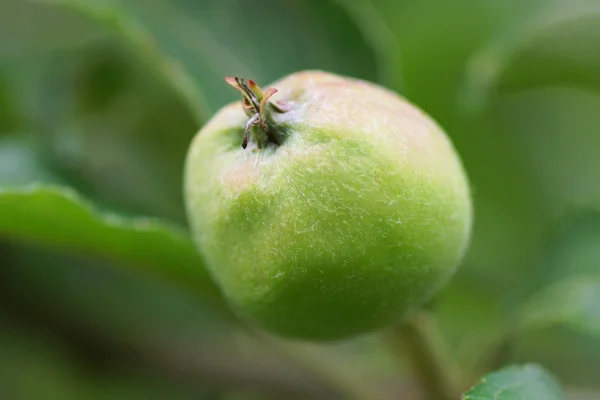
[383,312,462,400]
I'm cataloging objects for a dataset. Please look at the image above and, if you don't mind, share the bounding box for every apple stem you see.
[225,76,285,149]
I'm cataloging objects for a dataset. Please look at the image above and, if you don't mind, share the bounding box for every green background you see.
[1,0,600,399]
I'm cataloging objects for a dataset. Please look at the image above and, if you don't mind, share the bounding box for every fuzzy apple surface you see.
[184,71,472,341]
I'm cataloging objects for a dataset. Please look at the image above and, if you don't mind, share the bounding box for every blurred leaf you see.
[0,136,59,186]
[0,185,221,300]
[463,364,564,400]
[0,316,221,400]
[491,88,600,212]
[32,0,377,115]
[0,74,22,133]
[516,326,600,388]
[20,43,199,223]
[539,208,600,283]
[0,319,83,400]
[335,0,531,119]
[0,0,105,59]
[332,0,403,90]
[29,0,209,123]
[565,388,600,400]
[1,243,345,399]
[520,276,600,337]
[126,0,378,111]
[500,16,600,99]
[435,88,600,338]
[2,242,230,343]
[461,0,600,114]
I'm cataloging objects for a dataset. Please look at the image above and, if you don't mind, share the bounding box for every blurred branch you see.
[254,331,391,400]
[463,320,521,386]
[384,312,463,400]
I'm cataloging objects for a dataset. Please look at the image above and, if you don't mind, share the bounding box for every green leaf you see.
[28,0,209,124]
[0,0,105,59]
[494,89,600,209]
[30,0,378,116]
[520,276,600,336]
[463,364,565,400]
[0,137,58,186]
[19,45,199,223]
[460,0,600,114]
[0,74,23,133]
[0,185,222,301]
[140,0,377,109]
[331,0,404,91]
[335,0,526,120]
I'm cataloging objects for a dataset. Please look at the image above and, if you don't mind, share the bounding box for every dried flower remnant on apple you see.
[225,76,288,149]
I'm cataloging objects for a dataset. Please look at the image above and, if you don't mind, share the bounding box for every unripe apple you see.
[184,71,472,341]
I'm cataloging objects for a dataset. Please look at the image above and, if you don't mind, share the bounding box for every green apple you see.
[184,71,472,341]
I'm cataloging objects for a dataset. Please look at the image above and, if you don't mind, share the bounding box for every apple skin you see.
[184,71,472,341]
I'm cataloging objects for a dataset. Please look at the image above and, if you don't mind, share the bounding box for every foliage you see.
[1,0,600,399]
[463,364,564,400]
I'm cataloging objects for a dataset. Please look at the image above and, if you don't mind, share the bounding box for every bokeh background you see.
[1,0,600,399]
